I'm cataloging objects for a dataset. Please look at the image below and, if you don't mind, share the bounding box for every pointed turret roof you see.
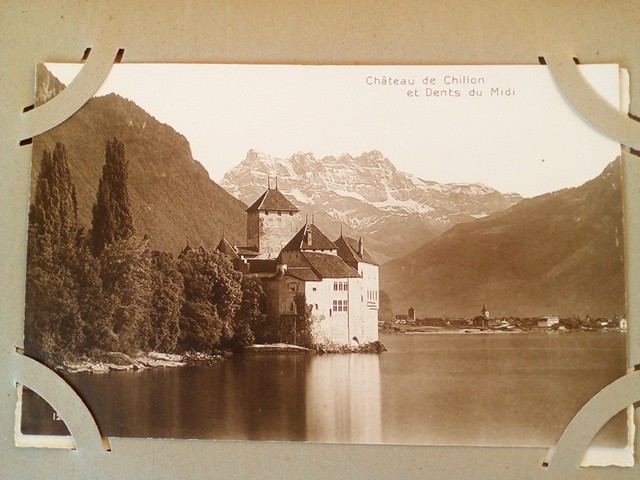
[334,235,378,266]
[216,236,239,259]
[245,187,299,213]
[282,223,337,252]
[178,242,193,259]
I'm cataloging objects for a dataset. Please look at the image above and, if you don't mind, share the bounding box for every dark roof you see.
[246,188,299,213]
[270,253,321,281]
[301,252,360,279]
[279,249,357,280]
[235,246,259,257]
[216,237,239,259]
[247,258,277,273]
[287,267,321,282]
[282,223,337,252]
[334,235,379,266]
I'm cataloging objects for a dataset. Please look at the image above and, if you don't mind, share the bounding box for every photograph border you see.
[2,2,639,479]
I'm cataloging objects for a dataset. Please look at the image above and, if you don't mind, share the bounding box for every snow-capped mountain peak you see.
[221,150,522,262]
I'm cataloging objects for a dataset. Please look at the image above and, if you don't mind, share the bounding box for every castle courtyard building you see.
[218,186,379,346]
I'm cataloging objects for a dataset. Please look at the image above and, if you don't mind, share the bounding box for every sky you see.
[47,63,623,198]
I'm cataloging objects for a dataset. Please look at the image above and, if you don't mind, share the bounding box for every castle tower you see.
[245,182,300,258]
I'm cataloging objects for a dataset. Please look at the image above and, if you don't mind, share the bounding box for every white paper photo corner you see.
[14,383,75,450]
[13,352,110,453]
[545,371,640,478]
[542,54,639,151]
[20,45,124,144]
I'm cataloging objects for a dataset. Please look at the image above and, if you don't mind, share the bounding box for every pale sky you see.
[47,63,623,198]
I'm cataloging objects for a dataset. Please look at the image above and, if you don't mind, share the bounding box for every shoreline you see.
[59,341,388,374]
[56,330,624,374]
[59,351,223,374]
[380,327,626,335]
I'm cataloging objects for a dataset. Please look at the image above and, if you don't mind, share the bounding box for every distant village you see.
[382,305,627,333]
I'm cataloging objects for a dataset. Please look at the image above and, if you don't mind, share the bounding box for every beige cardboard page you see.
[1,2,639,479]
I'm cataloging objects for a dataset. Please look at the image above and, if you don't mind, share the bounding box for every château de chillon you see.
[209,181,380,346]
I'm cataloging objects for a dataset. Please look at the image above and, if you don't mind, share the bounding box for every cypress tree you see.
[25,143,84,362]
[91,138,134,256]
[30,143,78,254]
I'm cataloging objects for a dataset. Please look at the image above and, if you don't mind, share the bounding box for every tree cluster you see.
[25,139,267,365]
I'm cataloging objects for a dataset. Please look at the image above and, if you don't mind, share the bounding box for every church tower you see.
[245,180,300,258]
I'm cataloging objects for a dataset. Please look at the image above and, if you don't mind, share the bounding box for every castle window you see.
[290,302,295,312]
[278,211,281,216]
[315,304,318,310]
[289,212,293,216]
[334,281,348,291]
[312,287,317,292]
[332,300,348,312]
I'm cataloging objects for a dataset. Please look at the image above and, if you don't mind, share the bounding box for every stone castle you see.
[217,185,379,346]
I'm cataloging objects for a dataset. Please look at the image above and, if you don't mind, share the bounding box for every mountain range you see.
[31,65,247,255]
[380,159,625,319]
[221,150,522,263]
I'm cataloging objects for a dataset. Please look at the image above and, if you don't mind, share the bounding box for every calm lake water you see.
[22,331,628,447]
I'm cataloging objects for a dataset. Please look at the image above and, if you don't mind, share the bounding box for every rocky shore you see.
[244,341,387,355]
[315,341,387,354]
[59,351,223,374]
[58,341,388,373]
[244,343,312,355]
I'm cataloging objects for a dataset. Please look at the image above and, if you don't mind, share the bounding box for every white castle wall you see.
[358,262,379,343]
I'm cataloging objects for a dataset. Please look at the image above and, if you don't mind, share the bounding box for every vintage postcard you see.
[20,63,629,449]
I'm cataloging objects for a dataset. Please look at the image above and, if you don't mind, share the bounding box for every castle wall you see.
[305,277,371,346]
[307,278,347,345]
[347,276,365,343]
[263,274,305,317]
[359,262,379,342]
[264,267,378,345]
[251,211,301,258]
[246,211,260,251]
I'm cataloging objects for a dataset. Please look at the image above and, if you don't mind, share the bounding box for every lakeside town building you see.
[217,185,379,346]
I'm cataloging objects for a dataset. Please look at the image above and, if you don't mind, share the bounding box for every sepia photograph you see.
[20,63,628,448]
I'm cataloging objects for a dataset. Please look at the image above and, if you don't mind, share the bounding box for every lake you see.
[21,331,628,447]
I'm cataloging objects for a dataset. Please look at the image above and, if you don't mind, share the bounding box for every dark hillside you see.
[31,66,247,254]
[381,159,625,319]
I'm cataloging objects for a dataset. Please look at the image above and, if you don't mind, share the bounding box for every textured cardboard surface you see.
[1,1,639,478]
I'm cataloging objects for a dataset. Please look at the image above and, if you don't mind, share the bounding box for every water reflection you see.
[305,354,382,444]
[20,332,626,447]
